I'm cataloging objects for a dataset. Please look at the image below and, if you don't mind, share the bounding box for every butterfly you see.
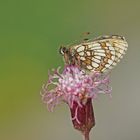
[59,35,128,72]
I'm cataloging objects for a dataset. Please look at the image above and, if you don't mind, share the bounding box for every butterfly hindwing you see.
[72,35,128,72]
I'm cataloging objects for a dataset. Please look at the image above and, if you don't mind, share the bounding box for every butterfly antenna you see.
[67,32,91,46]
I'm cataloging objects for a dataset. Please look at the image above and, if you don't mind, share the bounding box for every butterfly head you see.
[59,46,68,55]
[59,46,75,65]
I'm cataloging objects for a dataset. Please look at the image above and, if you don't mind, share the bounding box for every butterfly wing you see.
[72,35,128,72]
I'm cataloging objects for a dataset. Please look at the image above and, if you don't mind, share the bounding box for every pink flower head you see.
[41,65,111,111]
[41,65,111,138]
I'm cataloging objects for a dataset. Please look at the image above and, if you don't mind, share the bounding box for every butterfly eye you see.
[59,46,67,55]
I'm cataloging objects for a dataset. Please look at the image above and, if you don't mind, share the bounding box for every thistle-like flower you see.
[41,65,111,140]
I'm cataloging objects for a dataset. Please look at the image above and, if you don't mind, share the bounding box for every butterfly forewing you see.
[72,35,128,72]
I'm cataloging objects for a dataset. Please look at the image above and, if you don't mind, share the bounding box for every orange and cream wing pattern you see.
[72,35,128,72]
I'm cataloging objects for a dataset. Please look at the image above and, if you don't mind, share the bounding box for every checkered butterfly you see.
[59,35,128,72]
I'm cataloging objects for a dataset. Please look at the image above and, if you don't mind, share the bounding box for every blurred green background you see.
[0,0,140,140]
